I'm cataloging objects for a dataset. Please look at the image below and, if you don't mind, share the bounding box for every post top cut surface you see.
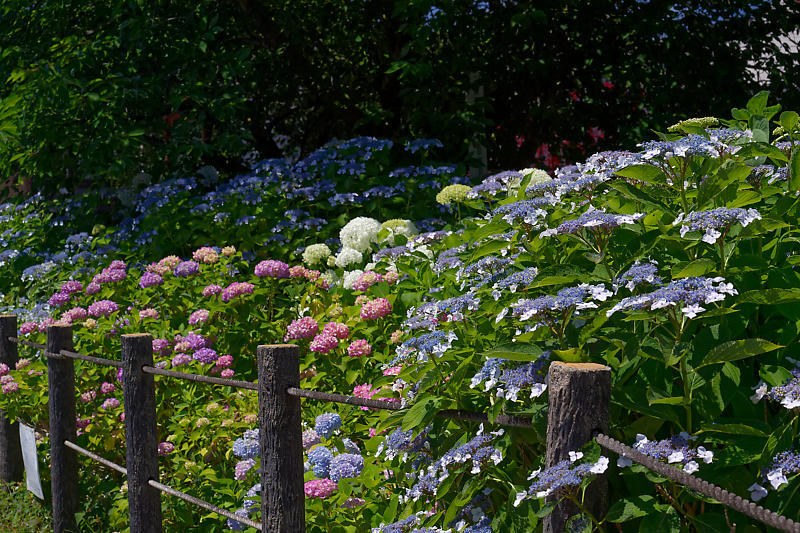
[258,344,298,349]
[0,315,15,319]
[122,333,152,338]
[551,361,610,371]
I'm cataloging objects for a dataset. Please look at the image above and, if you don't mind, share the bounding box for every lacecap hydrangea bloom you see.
[514,452,609,506]
[606,276,737,319]
[749,449,800,501]
[340,217,382,252]
[617,433,713,474]
[674,207,761,244]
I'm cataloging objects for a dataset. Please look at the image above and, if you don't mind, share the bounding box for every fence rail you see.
[0,313,797,532]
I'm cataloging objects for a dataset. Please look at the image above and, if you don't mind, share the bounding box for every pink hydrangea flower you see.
[146,262,171,276]
[0,364,8,376]
[109,260,127,270]
[153,338,171,355]
[353,383,380,410]
[220,282,254,303]
[62,307,88,323]
[289,265,307,278]
[86,282,101,295]
[38,317,55,332]
[346,339,371,358]
[188,309,210,325]
[215,355,233,368]
[354,295,369,306]
[60,281,83,295]
[304,479,337,499]
[0,375,13,385]
[101,398,120,410]
[139,272,163,289]
[390,330,404,344]
[309,334,338,354]
[322,322,349,340]
[384,271,400,284]
[304,269,321,282]
[80,390,96,403]
[139,308,159,320]
[341,497,366,509]
[235,459,256,480]
[100,382,115,395]
[88,300,119,317]
[383,366,402,376]
[3,382,19,394]
[158,442,175,455]
[48,292,71,307]
[360,298,392,320]
[220,369,235,378]
[18,322,37,335]
[76,418,91,431]
[15,359,30,370]
[202,284,223,297]
[284,317,319,341]
[192,247,219,264]
[352,271,383,292]
[255,260,290,278]
[159,256,181,269]
[171,353,191,367]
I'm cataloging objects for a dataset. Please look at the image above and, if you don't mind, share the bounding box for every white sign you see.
[19,423,44,499]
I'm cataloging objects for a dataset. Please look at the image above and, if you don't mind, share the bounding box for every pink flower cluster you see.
[285,317,319,341]
[92,261,127,285]
[383,366,402,376]
[309,334,338,354]
[322,322,349,340]
[352,383,380,410]
[289,265,306,277]
[188,309,210,325]
[360,298,392,320]
[147,256,180,276]
[81,390,96,403]
[255,260,290,278]
[158,442,175,455]
[88,300,119,318]
[61,281,83,295]
[203,284,223,297]
[221,282,254,303]
[384,271,400,284]
[347,339,371,358]
[101,398,120,410]
[352,271,383,292]
[18,322,37,335]
[100,382,115,395]
[60,306,87,324]
[192,247,219,264]
[139,308,159,320]
[304,479,337,499]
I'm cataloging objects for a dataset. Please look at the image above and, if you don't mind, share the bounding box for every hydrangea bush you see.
[1,93,800,531]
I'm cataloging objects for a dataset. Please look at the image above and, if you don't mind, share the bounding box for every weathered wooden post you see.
[47,324,78,533]
[544,362,611,533]
[122,334,163,533]
[0,315,22,482]
[257,344,304,532]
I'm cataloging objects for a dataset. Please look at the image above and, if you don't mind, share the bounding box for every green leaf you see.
[481,343,543,362]
[691,514,729,532]
[402,395,442,429]
[471,220,511,243]
[606,495,657,522]
[780,111,799,132]
[638,505,681,533]
[649,396,684,406]
[672,258,716,278]
[790,147,800,193]
[738,288,800,304]
[746,91,770,115]
[552,347,583,362]
[698,423,767,437]
[614,164,666,183]
[698,338,782,368]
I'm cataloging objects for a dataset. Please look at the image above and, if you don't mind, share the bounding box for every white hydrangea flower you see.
[340,217,382,252]
[381,219,419,245]
[342,270,365,290]
[334,247,363,268]
[302,243,332,266]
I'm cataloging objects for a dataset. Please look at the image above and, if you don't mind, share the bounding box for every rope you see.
[63,440,127,476]
[287,387,401,410]
[142,366,258,391]
[49,349,123,368]
[7,337,46,350]
[595,433,800,533]
[148,479,262,531]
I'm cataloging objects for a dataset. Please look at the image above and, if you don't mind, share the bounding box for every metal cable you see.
[142,366,258,390]
[287,387,401,410]
[595,433,800,533]
[48,349,123,368]
[63,440,127,476]
[148,479,262,531]
[8,337,46,350]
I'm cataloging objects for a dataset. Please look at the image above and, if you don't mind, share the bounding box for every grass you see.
[0,480,51,532]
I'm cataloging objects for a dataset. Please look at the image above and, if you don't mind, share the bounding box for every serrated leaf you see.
[738,288,800,304]
[780,110,799,132]
[790,147,800,192]
[614,164,666,183]
[481,343,543,362]
[672,258,716,278]
[698,338,781,368]
[402,395,442,430]
[698,423,767,437]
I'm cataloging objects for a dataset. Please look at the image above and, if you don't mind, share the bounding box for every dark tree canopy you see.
[0,0,797,193]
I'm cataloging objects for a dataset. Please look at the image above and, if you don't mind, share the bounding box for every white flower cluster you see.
[302,243,332,266]
[335,248,363,268]
[340,217,382,252]
[342,269,364,290]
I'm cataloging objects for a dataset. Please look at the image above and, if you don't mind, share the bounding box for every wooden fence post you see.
[47,324,78,533]
[122,334,163,533]
[257,344,305,532]
[544,362,611,533]
[0,315,22,482]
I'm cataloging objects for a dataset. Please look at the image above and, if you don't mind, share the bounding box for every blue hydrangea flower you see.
[614,260,662,292]
[314,413,342,438]
[329,453,364,482]
[606,276,737,319]
[674,207,761,244]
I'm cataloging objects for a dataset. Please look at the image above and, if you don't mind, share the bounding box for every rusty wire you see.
[64,439,127,476]
[142,365,258,390]
[596,433,800,533]
[7,337,46,350]
[148,479,262,531]
[48,349,123,368]
[287,386,401,410]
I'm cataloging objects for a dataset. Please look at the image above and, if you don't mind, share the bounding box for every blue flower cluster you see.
[606,276,737,319]
[674,207,761,244]
[613,260,662,292]
[470,352,550,402]
[540,208,643,237]
[314,413,342,438]
[514,453,608,506]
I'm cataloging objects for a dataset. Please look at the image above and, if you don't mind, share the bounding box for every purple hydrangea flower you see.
[174,261,200,277]
[88,300,119,317]
[192,347,218,364]
[139,272,164,289]
[254,260,290,278]
[329,453,364,482]
[314,413,342,438]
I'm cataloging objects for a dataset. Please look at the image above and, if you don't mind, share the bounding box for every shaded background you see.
[0,0,798,194]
